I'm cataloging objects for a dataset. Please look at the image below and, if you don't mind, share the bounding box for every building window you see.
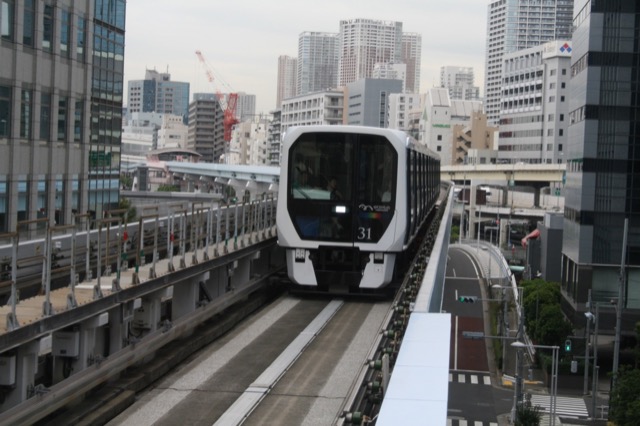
[559,129,564,136]
[561,82,566,89]
[562,69,567,75]
[40,92,51,140]
[1,0,14,41]
[559,144,563,151]
[0,85,11,138]
[0,179,6,232]
[436,146,441,152]
[548,114,555,121]
[60,9,71,57]
[77,17,86,62]
[549,82,556,90]
[550,69,557,76]
[560,114,564,121]
[560,96,565,102]
[547,129,554,136]
[57,97,68,141]
[437,134,442,141]
[20,89,32,139]
[549,96,556,103]
[42,4,53,52]
[74,100,83,142]
[23,0,35,46]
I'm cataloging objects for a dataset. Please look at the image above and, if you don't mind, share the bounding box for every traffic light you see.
[457,296,478,303]
[564,339,572,352]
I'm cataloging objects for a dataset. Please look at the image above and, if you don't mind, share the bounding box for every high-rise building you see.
[484,0,574,124]
[187,94,224,163]
[338,19,403,87]
[387,93,422,132]
[400,33,422,94]
[297,32,339,96]
[281,90,345,132]
[373,63,407,92]
[235,93,256,121]
[498,40,572,164]
[562,0,640,319]
[440,66,480,101]
[0,0,126,232]
[127,69,190,124]
[277,55,298,108]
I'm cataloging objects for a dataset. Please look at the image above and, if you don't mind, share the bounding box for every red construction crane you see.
[195,50,239,142]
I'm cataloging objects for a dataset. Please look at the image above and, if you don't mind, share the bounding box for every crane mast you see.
[195,50,239,142]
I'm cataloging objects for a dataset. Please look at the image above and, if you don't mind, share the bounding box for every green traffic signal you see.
[564,339,572,352]
[457,296,477,303]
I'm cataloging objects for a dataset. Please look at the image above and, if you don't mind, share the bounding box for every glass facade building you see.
[562,0,640,314]
[0,0,126,234]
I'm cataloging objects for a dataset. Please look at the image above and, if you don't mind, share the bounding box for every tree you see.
[118,197,137,223]
[609,366,640,424]
[516,402,542,426]
[450,225,460,243]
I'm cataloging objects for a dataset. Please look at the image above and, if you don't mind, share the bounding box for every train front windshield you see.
[288,132,397,243]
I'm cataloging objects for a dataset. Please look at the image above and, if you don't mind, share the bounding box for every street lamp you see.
[511,341,559,426]
[583,311,594,396]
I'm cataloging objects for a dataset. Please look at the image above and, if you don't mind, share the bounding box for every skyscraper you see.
[127,69,190,124]
[401,33,422,94]
[277,55,297,108]
[338,19,403,87]
[440,66,480,101]
[0,0,126,232]
[562,0,640,316]
[187,93,224,163]
[297,32,339,96]
[484,0,574,124]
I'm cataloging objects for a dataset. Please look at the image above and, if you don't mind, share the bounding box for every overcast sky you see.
[124,0,489,114]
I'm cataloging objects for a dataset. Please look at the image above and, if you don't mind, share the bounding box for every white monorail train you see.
[277,125,440,294]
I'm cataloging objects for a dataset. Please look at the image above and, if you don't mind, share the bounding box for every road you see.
[445,246,513,425]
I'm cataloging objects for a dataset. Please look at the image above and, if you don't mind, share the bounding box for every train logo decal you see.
[359,204,374,212]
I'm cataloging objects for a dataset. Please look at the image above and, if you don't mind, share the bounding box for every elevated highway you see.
[0,189,454,425]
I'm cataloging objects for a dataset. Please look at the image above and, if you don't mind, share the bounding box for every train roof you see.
[282,125,439,159]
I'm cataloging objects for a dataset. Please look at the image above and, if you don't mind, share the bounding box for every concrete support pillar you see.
[229,258,250,290]
[173,272,209,320]
[109,305,125,355]
[0,340,38,409]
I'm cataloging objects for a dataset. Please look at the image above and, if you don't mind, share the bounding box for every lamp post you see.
[584,310,594,396]
[512,341,559,426]
[591,303,600,420]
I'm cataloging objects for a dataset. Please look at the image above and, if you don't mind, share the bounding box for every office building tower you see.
[498,40,572,164]
[235,93,256,121]
[338,19,403,87]
[373,63,407,92]
[277,55,298,108]
[297,32,339,96]
[346,79,403,128]
[420,88,484,166]
[280,90,345,132]
[484,0,574,124]
[401,33,421,94]
[127,69,190,124]
[187,93,224,163]
[0,0,126,232]
[387,93,421,131]
[562,0,640,318]
[440,66,480,101]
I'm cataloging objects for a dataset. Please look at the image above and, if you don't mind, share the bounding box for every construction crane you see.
[195,50,239,142]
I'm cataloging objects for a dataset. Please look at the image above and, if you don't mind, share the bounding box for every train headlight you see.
[294,248,306,262]
[334,205,347,214]
[373,252,384,264]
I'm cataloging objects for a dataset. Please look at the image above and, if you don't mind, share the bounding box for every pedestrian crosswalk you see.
[447,419,498,426]
[529,394,589,418]
[449,371,492,386]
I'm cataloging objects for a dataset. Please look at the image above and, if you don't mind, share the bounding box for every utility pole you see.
[612,218,628,386]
